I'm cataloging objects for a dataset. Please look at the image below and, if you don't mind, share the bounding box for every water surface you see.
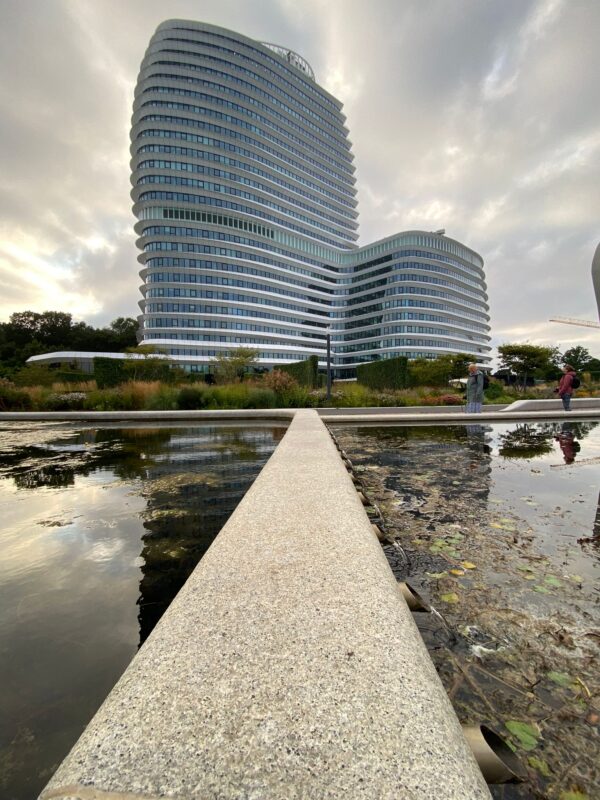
[335,421,600,799]
[0,422,285,800]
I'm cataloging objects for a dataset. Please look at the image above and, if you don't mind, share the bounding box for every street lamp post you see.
[326,328,332,401]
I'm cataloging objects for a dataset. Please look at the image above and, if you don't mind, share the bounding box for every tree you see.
[123,345,174,382]
[110,317,140,349]
[408,353,472,387]
[497,344,557,389]
[562,346,592,372]
[213,347,259,384]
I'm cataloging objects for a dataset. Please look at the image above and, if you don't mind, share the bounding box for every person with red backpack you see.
[555,364,579,411]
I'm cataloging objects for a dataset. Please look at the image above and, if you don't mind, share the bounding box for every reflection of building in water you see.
[136,427,282,644]
[0,424,283,647]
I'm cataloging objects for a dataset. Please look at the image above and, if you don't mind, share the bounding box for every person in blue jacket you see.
[466,363,484,413]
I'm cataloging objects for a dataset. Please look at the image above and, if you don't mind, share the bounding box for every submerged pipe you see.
[398,582,430,612]
[462,724,525,784]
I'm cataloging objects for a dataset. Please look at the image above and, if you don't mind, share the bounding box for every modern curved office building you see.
[132,19,491,376]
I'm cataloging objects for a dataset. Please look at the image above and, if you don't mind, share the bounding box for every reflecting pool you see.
[0,422,285,800]
[334,421,600,800]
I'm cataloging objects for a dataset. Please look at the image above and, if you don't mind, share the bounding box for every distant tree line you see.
[0,310,139,378]
[496,343,600,388]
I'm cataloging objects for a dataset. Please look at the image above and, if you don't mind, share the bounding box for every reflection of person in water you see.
[554,423,581,464]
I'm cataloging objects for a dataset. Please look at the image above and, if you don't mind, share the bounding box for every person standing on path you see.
[556,364,577,411]
[466,363,484,413]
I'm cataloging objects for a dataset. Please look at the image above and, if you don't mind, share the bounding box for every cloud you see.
[0,0,598,356]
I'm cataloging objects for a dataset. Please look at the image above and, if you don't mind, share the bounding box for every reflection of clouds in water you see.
[83,538,126,563]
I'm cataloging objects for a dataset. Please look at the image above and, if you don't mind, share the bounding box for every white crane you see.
[549,317,600,329]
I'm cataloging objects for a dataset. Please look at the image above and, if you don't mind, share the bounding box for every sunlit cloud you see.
[0,0,597,355]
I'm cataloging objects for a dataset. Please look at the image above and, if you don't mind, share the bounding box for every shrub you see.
[245,387,277,408]
[43,392,87,411]
[120,381,161,410]
[439,394,463,405]
[357,357,409,390]
[0,379,33,410]
[263,370,298,393]
[177,386,209,409]
[84,389,124,411]
[143,385,179,410]
[279,356,319,388]
[94,357,126,388]
[484,380,505,400]
[55,370,91,384]
[12,364,56,387]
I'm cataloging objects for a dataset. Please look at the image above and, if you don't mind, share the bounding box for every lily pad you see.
[528,756,551,777]
[505,720,540,750]
[548,671,571,687]
[544,575,562,588]
[440,592,459,604]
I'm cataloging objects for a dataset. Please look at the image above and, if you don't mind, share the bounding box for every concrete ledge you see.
[40,409,490,800]
[322,408,600,424]
[0,409,296,422]
[500,397,600,412]
[318,404,508,415]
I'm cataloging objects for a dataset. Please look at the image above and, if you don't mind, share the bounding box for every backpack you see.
[571,374,580,389]
[482,373,490,390]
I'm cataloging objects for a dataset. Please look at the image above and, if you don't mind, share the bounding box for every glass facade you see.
[132,21,491,374]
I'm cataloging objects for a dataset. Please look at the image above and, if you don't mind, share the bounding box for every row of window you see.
[143,62,345,141]
[341,311,488,334]
[143,319,324,347]
[144,292,328,327]
[141,224,337,281]
[136,140,355,209]
[384,284,488,312]
[345,234,483,270]
[346,252,485,289]
[137,154,355,219]
[145,267,331,304]
[158,30,340,114]
[141,208,340,273]
[136,175,347,238]
[339,324,488,343]
[340,297,488,323]
[140,222,335,278]
[144,256,334,297]
[346,267,485,301]
[137,186,352,248]
[143,243,334,294]
[135,113,356,206]
[136,120,354,198]
[142,281,329,316]
[339,337,481,354]
[142,83,349,156]
[144,307,325,339]
[139,98,352,181]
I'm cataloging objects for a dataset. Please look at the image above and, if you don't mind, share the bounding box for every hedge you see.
[93,357,127,388]
[55,370,91,384]
[356,356,409,390]
[279,355,319,388]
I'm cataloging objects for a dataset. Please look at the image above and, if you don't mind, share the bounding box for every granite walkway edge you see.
[40,409,491,800]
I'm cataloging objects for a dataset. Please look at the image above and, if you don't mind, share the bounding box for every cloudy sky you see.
[0,0,599,354]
